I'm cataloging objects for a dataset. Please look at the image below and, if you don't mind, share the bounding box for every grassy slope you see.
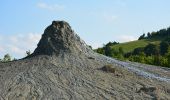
[111,37,164,53]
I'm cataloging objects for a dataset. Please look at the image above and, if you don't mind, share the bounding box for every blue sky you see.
[0,0,170,58]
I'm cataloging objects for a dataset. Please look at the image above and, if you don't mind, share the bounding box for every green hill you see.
[111,37,164,53]
[95,26,170,68]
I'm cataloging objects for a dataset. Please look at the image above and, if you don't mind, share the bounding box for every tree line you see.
[125,40,170,67]
[138,27,170,40]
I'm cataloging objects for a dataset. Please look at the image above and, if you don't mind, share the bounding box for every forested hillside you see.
[96,27,170,67]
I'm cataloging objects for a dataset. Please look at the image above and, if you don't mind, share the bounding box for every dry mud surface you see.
[0,21,170,100]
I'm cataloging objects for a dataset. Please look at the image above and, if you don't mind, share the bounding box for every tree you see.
[138,34,145,40]
[154,55,161,66]
[3,54,11,62]
[145,56,154,65]
[104,45,113,57]
[111,48,119,57]
[117,53,124,60]
[158,29,167,36]
[105,41,119,47]
[167,27,170,37]
[128,55,134,62]
[133,47,144,55]
[96,48,105,55]
[144,44,159,56]
[160,41,169,55]
[139,52,146,63]
[124,52,132,58]
[133,55,141,62]
[147,32,151,38]
[160,57,168,67]
[26,50,31,56]
[151,31,157,37]
[164,37,170,43]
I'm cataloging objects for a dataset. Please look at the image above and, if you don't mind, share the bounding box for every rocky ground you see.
[0,21,170,100]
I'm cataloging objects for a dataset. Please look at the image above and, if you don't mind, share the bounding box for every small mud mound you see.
[101,64,116,73]
[100,64,125,77]
[138,87,160,100]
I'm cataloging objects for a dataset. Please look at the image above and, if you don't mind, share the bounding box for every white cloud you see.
[0,33,41,59]
[116,35,137,42]
[37,2,65,11]
[7,45,25,55]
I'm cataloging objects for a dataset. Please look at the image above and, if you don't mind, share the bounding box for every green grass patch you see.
[111,38,162,53]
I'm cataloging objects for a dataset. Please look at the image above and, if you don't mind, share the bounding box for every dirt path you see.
[106,56,170,83]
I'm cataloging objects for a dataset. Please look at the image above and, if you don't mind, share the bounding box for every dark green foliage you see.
[133,47,144,55]
[159,29,167,36]
[160,41,169,55]
[104,45,113,57]
[153,55,161,65]
[97,41,120,57]
[138,34,145,40]
[105,41,119,47]
[164,37,170,43]
[144,44,159,56]
[167,27,170,36]
[124,52,132,58]
[139,52,146,63]
[160,57,168,67]
[96,48,105,55]
[151,31,157,37]
[139,27,170,39]
[145,56,154,65]
[111,48,119,57]
[147,32,151,38]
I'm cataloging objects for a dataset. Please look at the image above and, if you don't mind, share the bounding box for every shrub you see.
[3,54,11,62]
[101,64,116,73]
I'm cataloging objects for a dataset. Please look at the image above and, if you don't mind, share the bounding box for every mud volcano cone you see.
[32,21,91,56]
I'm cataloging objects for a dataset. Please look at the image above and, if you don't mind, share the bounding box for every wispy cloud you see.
[37,2,65,11]
[0,33,41,59]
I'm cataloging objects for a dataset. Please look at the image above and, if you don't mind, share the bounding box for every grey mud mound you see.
[0,21,170,100]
